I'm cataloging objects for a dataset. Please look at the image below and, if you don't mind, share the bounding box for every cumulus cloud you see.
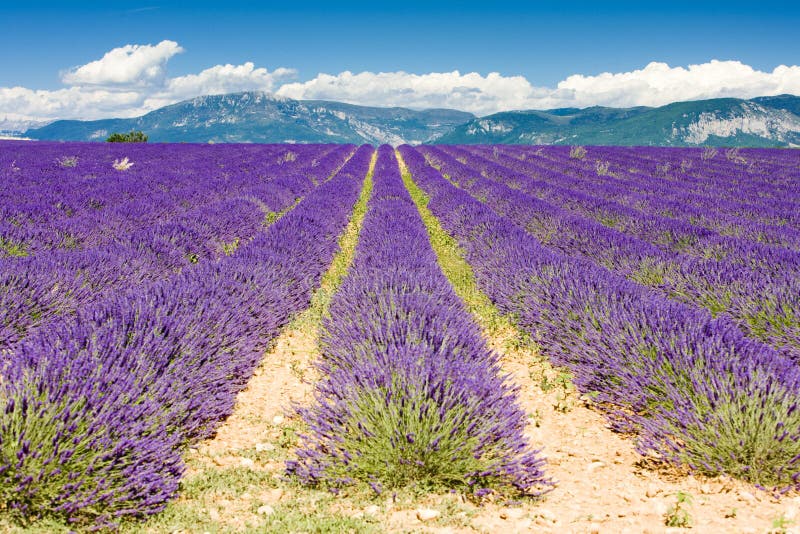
[0,40,295,128]
[144,62,296,109]
[2,44,800,131]
[276,71,543,116]
[61,40,184,87]
[276,61,800,115]
[555,60,800,108]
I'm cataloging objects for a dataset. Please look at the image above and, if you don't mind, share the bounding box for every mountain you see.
[24,92,474,145]
[1,117,51,138]
[434,95,800,147]
[23,92,800,147]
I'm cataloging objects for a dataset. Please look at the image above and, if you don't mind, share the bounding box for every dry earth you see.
[128,154,799,534]
[147,299,799,534]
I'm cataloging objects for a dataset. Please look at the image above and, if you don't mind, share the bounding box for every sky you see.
[1,0,799,127]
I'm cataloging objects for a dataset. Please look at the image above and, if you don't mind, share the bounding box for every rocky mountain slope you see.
[23,92,800,147]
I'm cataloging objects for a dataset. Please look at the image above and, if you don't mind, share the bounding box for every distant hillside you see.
[433,95,800,147]
[25,92,474,145]
[23,92,800,147]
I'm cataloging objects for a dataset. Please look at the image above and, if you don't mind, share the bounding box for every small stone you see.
[265,461,281,471]
[240,457,255,468]
[546,453,563,465]
[652,500,669,516]
[738,491,756,503]
[208,508,221,521]
[272,415,285,425]
[499,508,525,520]
[645,484,661,498]
[264,488,284,502]
[257,504,275,516]
[256,442,276,452]
[363,504,380,516]
[516,519,533,530]
[700,483,712,494]
[415,508,440,521]
[534,516,550,527]
[587,461,605,472]
[351,512,364,519]
[537,508,556,522]
[588,523,601,534]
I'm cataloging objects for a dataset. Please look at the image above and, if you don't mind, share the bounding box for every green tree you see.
[106,130,148,143]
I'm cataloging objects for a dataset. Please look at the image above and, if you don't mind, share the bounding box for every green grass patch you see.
[0,237,27,257]
[397,152,529,342]
[304,151,376,326]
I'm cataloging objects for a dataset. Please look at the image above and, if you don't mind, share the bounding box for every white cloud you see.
[2,44,800,131]
[61,40,184,87]
[0,86,144,122]
[0,41,295,127]
[276,61,800,115]
[144,62,296,109]
[276,71,541,116]
[555,60,800,108]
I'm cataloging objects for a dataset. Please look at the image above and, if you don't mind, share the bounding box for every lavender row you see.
[0,141,280,254]
[445,145,800,267]
[615,146,800,200]
[400,145,800,495]
[520,145,800,227]
[443,145,800,280]
[290,145,551,499]
[430,146,800,279]
[0,145,374,528]
[0,142,319,228]
[0,142,341,256]
[476,145,800,251]
[531,144,800,209]
[0,146,355,353]
[420,146,800,362]
[537,145,800,235]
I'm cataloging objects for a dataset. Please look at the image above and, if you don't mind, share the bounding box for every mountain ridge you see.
[21,92,800,147]
[438,95,800,147]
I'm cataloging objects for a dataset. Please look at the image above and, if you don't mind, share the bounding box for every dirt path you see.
[397,151,799,534]
[125,153,377,534]
[127,153,798,534]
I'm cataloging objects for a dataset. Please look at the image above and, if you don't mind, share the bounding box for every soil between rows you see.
[130,153,798,534]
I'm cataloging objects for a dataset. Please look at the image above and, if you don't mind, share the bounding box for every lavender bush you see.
[421,146,800,363]
[0,142,373,527]
[289,145,552,499]
[400,145,800,495]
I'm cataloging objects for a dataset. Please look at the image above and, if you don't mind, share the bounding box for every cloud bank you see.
[61,40,185,87]
[2,40,800,129]
[276,61,800,115]
[0,41,295,128]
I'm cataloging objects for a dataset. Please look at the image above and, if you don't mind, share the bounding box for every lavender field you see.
[0,140,798,530]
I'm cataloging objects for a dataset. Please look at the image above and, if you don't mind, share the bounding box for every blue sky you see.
[1,0,799,125]
[3,0,798,87]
